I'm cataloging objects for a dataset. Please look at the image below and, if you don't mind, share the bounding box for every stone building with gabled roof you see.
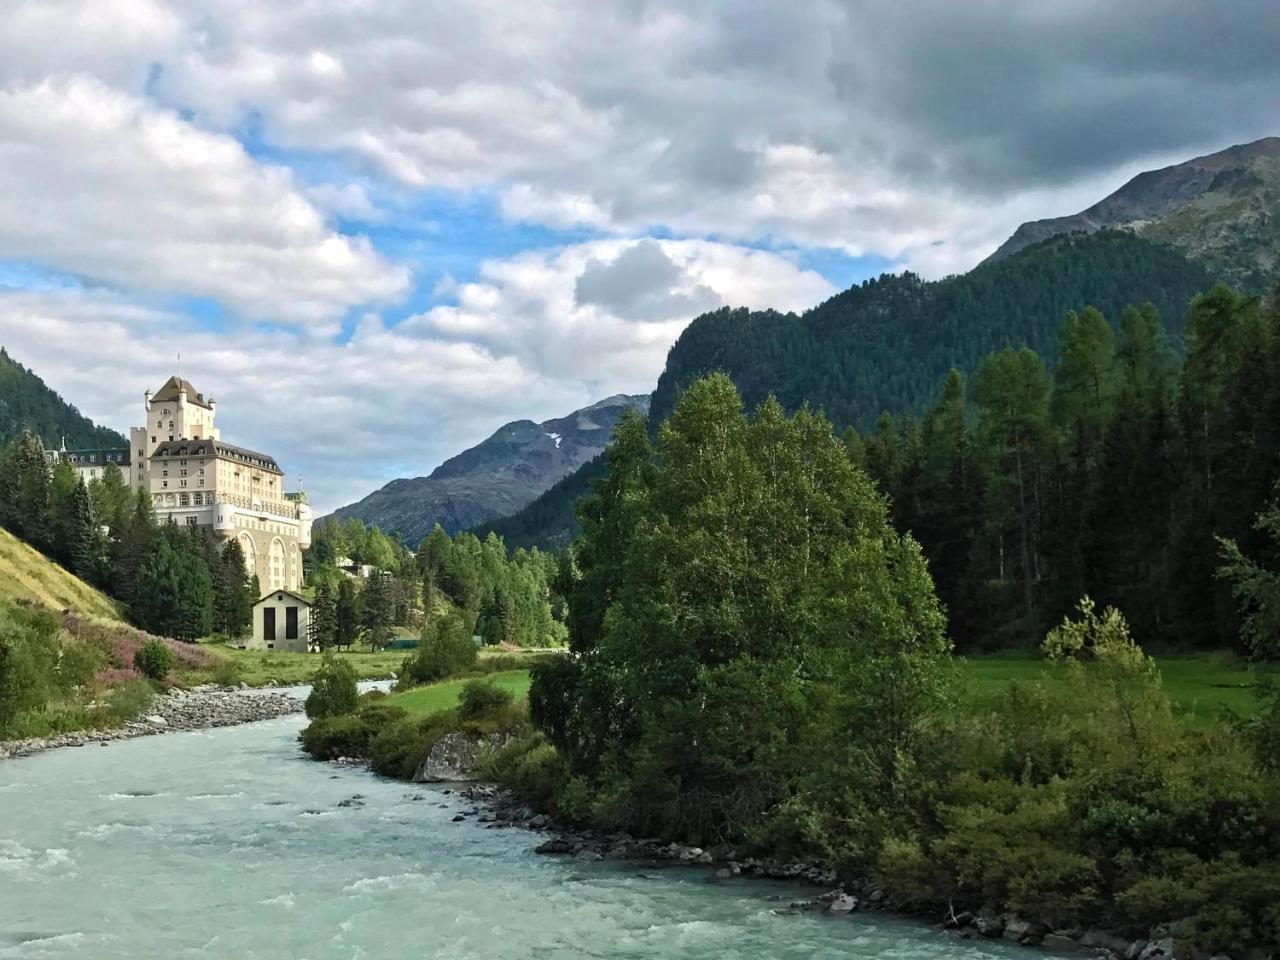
[250,589,313,652]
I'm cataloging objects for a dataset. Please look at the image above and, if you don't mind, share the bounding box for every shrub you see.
[305,655,359,719]
[133,638,175,681]
[400,612,477,685]
[299,703,409,760]
[482,734,568,810]
[368,715,445,779]
[555,776,596,825]
[0,602,74,729]
[457,679,514,720]
[0,625,51,728]
[210,659,244,687]
[102,678,155,723]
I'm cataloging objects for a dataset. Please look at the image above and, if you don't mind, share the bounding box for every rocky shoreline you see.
[441,782,1215,960]
[0,687,304,760]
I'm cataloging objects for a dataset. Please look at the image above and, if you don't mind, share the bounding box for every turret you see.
[144,388,152,412]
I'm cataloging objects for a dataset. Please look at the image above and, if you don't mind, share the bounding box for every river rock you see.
[413,732,506,782]
[1,689,304,761]
[1081,930,1139,956]
[975,915,1006,938]
[827,893,858,914]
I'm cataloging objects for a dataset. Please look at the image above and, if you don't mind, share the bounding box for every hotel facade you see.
[53,376,312,592]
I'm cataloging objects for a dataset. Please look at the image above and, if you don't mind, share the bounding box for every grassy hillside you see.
[384,669,532,716]
[0,527,121,621]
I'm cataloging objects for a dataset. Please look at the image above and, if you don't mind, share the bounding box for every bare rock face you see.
[413,732,508,782]
[984,136,1280,290]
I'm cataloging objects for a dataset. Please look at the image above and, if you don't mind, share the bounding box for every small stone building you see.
[250,589,312,653]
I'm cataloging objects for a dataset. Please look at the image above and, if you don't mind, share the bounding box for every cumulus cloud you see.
[407,238,833,386]
[0,77,408,324]
[0,239,832,510]
[131,0,1280,273]
[574,240,720,323]
[2,0,1276,511]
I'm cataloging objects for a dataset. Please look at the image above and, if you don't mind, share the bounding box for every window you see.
[178,493,189,506]
[162,480,168,489]
[263,607,276,641]
[179,480,187,488]
[185,516,198,527]
[162,470,168,477]
[156,419,162,427]
[285,606,298,640]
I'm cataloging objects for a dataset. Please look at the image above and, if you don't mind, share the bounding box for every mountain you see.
[650,230,1212,430]
[479,230,1215,549]
[985,136,1280,291]
[0,348,127,449]
[328,394,649,544]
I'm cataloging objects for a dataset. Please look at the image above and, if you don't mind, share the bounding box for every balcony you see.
[213,493,302,521]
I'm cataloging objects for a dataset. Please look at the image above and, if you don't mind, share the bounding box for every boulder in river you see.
[413,732,507,782]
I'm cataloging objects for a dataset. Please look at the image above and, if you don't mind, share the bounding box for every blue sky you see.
[0,0,1274,510]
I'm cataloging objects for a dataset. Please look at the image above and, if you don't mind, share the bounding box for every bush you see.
[400,612,477,685]
[305,655,359,719]
[0,620,53,727]
[299,703,409,759]
[133,638,175,681]
[457,679,514,720]
[481,733,568,811]
[368,715,447,779]
[102,678,155,724]
[210,659,244,687]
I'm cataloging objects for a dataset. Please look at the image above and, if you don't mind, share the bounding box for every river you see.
[1,714,1034,960]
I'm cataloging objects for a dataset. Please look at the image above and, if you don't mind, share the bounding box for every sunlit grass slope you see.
[0,527,121,622]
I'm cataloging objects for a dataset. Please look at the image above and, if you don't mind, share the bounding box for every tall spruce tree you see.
[310,583,338,651]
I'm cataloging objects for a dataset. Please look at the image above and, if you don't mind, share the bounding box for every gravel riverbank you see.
[0,687,304,760]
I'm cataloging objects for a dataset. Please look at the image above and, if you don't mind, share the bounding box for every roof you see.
[151,438,282,474]
[254,589,312,607]
[151,375,213,410]
[56,447,132,467]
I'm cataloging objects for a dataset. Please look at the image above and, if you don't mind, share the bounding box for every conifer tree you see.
[67,479,96,582]
[310,583,338,651]
[0,431,52,550]
[335,577,360,650]
[216,539,253,638]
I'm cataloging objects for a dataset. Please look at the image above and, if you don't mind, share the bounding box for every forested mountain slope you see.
[0,348,126,448]
[650,231,1213,429]
[986,136,1280,291]
[478,232,1216,549]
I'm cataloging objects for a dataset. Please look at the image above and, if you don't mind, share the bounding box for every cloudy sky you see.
[1,1,1276,512]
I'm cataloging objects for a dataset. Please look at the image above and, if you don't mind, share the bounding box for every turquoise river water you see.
[1,713,1037,959]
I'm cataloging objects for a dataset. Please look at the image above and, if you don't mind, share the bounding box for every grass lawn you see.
[384,670,532,717]
[184,642,552,688]
[963,654,1269,726]
[186,641,408,686]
